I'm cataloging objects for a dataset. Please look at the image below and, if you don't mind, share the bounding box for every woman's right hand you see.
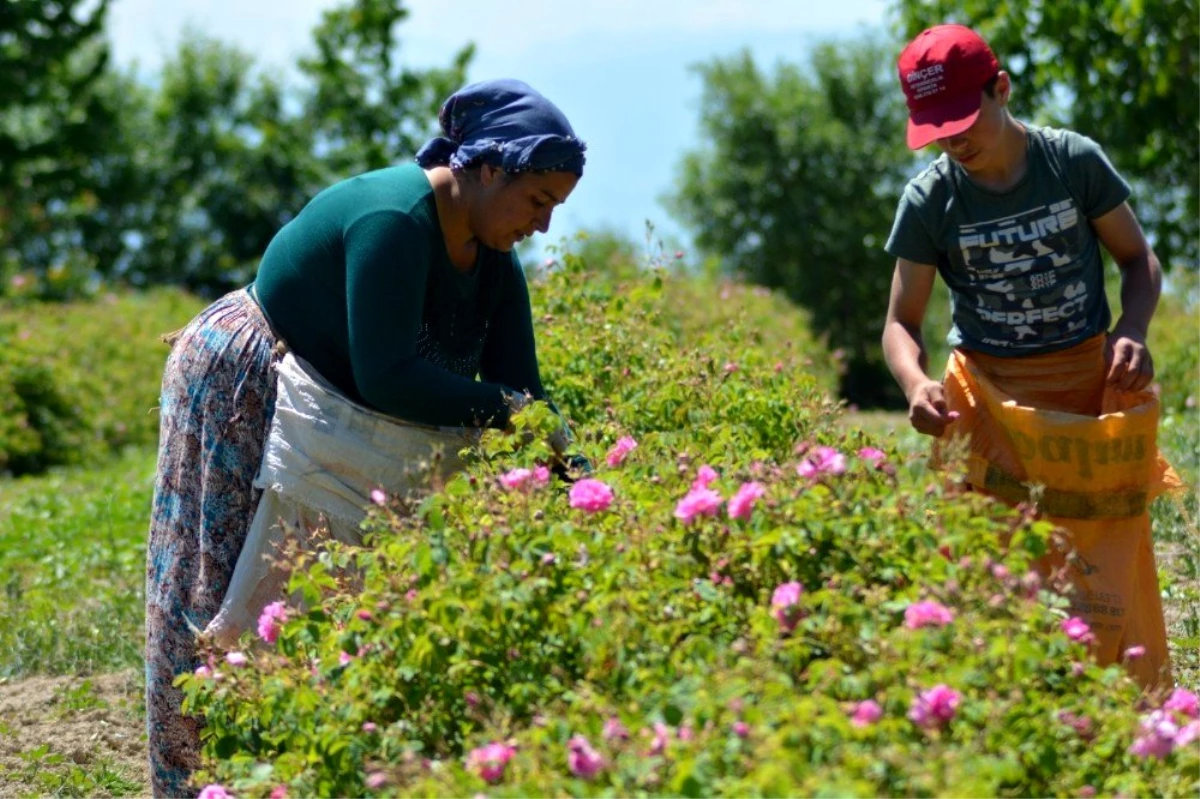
[907,379,959,437]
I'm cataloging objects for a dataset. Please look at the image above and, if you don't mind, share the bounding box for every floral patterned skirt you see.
[145,288,279,797]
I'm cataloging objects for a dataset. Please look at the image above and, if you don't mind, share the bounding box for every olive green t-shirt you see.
[252,162,545,428]
[885,125,1131,356]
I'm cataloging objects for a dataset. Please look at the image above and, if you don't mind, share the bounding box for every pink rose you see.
[727,481,766,520]
[850,699,883,727]
[1165,688,1199,718]
[771,581,804,631]
[692,464,719,490]
[1062,616,1095,644]
[1129,709,1178,760]
[908,684,961,729]
[797,446,846,478]
[857,446,886,467]
[674,486,723,523]
[602,716,630,741]
[257,601,288,644]
[198,786,233,799]
[605,436,638,467]
[567,735,605,780]
[904,600,955,630]
[499,467,533,491]
[569,478,614,512]
[467,742,516,784]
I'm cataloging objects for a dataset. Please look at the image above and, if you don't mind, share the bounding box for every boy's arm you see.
[1092,202,1162,392]
[883,258,958,437]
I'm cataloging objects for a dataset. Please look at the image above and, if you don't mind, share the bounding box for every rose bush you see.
[181,247,1197,798]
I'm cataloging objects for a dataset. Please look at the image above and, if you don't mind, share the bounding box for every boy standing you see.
[882,24,1177,689]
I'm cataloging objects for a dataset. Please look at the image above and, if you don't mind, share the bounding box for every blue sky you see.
[107,0,894,259]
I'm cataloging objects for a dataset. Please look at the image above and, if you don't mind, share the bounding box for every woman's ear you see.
[479,163,501,187]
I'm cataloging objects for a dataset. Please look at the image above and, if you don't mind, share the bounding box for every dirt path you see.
[0,670,149,798]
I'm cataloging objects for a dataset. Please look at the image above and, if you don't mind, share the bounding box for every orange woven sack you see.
[939,335,1182,690]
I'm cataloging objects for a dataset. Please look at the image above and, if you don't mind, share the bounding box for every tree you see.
[893,0,1199,270]
[298,0,474,178]
[668,37,915,406]
[0,0,116,296]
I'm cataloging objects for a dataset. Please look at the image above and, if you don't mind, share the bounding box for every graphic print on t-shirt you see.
[955,199,1090,351]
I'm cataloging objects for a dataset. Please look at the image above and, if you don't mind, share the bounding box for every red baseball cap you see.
[897,24,1000,149]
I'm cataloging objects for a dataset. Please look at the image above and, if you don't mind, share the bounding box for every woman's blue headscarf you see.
[415,79,586,176]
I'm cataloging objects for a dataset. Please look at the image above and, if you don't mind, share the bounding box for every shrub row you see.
[182,252,1197,798]
[0,289,204,476]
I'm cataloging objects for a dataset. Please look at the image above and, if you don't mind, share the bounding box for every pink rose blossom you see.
[605,436,638,467]
[569,479,614,512]
[908,685,961,729]
[602,717,630,741]
[675,486,724,523]
[1123,645,1146,661]
[771,581,804,632]
[904,600,955,630]
[269,785,288,799]
[499,467,534,491]
[692,465,719,490]
[365,772,388,790]
[370,488,387,505]
[467,742,516,784]
[850,699,883,727]
[567,735,605,780]
[257,601,288,644]
[648,722,672,755]
[797,446,846,479]
[195,664,213,678]
[534,465,551,485]
[1129,709,1178,759]
[1062,616,1095,644]
[1165,688,1199,718]
[225,651,248,667]
[727,481,766,520]
[339,651,353,666]
[723,361,738,374]
[732,720,750,738]
[198,786,233,799]
[1175,720,1200,747]
[857,446,886,467]
[362,722,378,733]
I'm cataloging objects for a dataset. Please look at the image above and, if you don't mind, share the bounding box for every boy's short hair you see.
[898,24,1000,149]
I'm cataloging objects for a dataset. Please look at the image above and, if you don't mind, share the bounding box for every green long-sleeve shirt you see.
[252,162,546,428]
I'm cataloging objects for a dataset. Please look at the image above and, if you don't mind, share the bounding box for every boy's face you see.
[934,72,1012,172]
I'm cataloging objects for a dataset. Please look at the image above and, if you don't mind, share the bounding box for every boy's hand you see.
[1105,326,1154,392]
[907,379,960,437]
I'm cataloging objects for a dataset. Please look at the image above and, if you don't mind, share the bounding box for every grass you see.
[0,447,155,680]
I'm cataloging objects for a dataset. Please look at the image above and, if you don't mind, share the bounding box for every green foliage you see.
[0,288,204,475]
[182,253,1196,798]
[892,0,1200,271]
[1149,270,1200,416]
[668,35,916,407]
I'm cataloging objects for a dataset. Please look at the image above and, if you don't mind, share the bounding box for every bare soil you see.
[0,670,149,798]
